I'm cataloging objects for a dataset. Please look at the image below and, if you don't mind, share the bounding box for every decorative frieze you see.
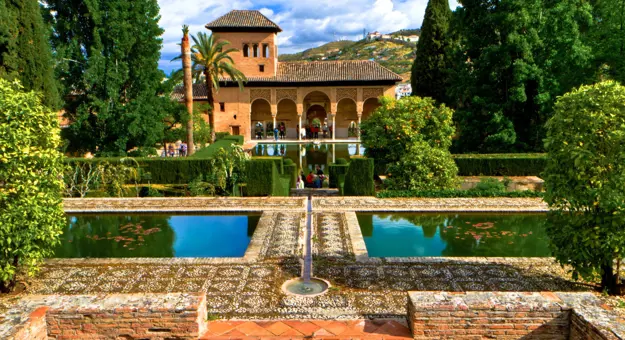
[276,89,298,104]
[336,88,358,103]
[250,89,272,103]
[362,88,384,101]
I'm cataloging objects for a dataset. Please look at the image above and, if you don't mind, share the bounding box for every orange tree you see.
[543,81,625,294]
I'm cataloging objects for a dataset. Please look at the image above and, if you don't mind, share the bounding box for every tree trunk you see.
[601,262,617,295]
[205,72,216,143]
[182,30,194,155]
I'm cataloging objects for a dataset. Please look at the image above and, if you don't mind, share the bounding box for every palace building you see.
[173,10,402,141]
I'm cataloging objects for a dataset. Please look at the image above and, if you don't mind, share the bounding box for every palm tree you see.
[190,32,246,143]
[181,25,194,155]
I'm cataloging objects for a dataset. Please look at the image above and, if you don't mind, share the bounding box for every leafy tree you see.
[187,32,246,143]
[0,79,65,293]
[448,0,594,153]
[47,0,178,156]
[361,96,455,166]
[543,81,625,294]
[410,0,453,103]
[0,0,60,108]
[361,96,457,190]
[587,0,625,83]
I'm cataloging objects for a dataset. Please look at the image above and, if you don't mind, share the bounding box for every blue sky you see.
[157,0,460,74]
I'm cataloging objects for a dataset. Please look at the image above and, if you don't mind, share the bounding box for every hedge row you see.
[376,189,543,198]
[329,163,349,188]
[192,139,237,158]
[65,157,212,184]
[245,158,290,196]
[453,154,546,176]
[344,158,375,196]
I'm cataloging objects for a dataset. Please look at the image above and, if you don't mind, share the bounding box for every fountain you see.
[282,195,330,297]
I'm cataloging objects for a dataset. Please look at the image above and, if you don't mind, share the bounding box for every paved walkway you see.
[200,319,412,339]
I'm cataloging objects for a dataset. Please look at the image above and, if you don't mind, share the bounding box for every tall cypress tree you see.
[0,0,60,109]
[411,0,453,103]
[48,0,180,155]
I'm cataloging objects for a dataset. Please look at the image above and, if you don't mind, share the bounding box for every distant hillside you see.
[279,39,416,78]
[390,29,421,36]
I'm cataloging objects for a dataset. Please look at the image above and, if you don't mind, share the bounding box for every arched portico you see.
[251,99,272,139]
[336,98,358,139]
[277,99,298,139]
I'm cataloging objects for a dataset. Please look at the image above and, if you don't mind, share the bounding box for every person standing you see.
[279,123,286,139]
[180,142,188,157]
[273,126,279,141]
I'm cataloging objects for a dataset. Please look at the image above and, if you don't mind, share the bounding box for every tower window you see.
[253,44,259,57]
[259,65,265,72]
[243,44,249,57]
[262,44,269,58]
[219,102,225,112]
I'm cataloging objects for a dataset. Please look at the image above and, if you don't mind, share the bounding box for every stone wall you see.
[8,293,206,340]
[408,292,623,340]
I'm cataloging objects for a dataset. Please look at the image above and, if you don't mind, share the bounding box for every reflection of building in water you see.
[171,10,401,141]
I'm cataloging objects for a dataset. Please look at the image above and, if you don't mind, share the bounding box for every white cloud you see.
[157,0,460,72]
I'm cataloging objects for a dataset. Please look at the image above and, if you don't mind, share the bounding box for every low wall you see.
[408,291,623,340]
[8,293,206,340]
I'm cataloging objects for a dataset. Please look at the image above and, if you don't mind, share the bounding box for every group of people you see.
[163,142,188,157]
[296,166,326,189]
[299,124,330,140]
[254,123,287,140]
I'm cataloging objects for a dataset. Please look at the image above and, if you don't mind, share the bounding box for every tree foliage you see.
[587,0,625,84]
[0,0,60,108]
[448,0,594,153]
[47,0,183,156]
[543,81,625,294]
[0,79,65,293]
[411,0,453,103]
[361,96,458,190]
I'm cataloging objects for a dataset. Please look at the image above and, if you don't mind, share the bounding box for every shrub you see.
[329,163,350,188]
[453,154,546,176]
[192,139,236,158]
[385,143,459,191]
[251,156,284,174]
[344,158,375,196]
[188,176,216,196]
[283,162,297,189]
[222,135,244,145]
[246,159,279,196]
[376,190,542,198]
[543,81,625,294]
[0,80,65,293]
[470,177,506,192]
[335,158,348,165]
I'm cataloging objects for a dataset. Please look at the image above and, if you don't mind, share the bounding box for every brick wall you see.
[407,291,622,340]
[8,293,206,340]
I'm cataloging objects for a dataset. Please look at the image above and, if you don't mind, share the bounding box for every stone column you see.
[331,113,336,140]
[357,112,362,140]
[298,113,302,141]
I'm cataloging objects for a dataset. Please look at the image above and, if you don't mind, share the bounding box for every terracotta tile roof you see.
[206,10,282,32]
[171,61,401,100]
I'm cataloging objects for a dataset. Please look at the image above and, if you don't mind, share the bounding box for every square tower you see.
[206,10,282,78]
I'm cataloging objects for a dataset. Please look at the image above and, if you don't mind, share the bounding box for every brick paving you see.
[200,319,412,339]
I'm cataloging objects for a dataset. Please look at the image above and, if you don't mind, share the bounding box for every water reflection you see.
[251,143,365,172]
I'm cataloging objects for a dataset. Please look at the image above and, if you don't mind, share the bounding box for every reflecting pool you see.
[55,214,261,258]
[251,143,365,172]
[357,213,551,257]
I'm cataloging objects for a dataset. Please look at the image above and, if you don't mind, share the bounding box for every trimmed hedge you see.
[192,139,236,158]
[65,157,212,184]
[329,163,349,188]
[251,156,284,174]
[283,160,297,189]
[453,154,546,176]
[376,189,543,198]
[245,158,289,196]
[222,135,244,145]
[344,157,375,196]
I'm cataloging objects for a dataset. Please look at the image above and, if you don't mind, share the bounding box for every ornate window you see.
[243,44,249,57]
[253,44,259,57]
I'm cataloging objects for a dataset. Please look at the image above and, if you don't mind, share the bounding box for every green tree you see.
[449,0,594,152]
[587,0,625,83]
[410,0,453,103]
[361,96,458,190]
[543,81,625,294]
[0,0,60,108]
[187,32,246,143]
[48,0,176,156]
[0,79,65,293]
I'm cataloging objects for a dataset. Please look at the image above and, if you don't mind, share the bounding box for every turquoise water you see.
[55,214,260,258]
[251,143,365,172]
[357,213,551,257]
